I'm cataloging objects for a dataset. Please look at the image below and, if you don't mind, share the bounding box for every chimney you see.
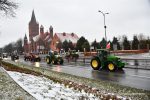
[40,25,44,35]
[63,32,66,36]
[71,33,74,37]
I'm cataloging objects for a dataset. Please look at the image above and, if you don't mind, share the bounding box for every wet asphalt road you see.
[5,57,150,91]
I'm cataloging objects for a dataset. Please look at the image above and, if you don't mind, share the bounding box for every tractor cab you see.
[54,51,59,56]
[96,49,109,61]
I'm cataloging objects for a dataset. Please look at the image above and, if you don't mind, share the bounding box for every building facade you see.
[50,32,79,51]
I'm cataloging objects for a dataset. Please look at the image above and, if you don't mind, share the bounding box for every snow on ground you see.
[140,53,150,58]
[6,71,99,100]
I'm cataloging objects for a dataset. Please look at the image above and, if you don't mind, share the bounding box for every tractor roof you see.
[96,49,109,52]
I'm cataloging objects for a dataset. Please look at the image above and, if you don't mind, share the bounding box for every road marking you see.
[129,74,150,79]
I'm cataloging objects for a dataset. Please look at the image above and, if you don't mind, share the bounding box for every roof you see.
[32,32,52,43]
[55,33,79,43]
[33,35,40,42]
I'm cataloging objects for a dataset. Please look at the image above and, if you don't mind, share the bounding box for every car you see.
[24,53,31,61]
[24,53,41,62]
[11,53,19,61]
[90,49,125,71]
[2,53,8,58]
[46,51,63,65]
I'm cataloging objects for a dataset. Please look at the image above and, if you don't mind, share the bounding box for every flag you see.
[106,42,110,49]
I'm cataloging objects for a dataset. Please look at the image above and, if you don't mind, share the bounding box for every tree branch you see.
[0,0,18,17]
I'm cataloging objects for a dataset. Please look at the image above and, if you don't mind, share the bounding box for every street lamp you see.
[98,10,109,42]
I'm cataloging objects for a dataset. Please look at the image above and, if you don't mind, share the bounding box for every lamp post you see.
[98,10,109,42]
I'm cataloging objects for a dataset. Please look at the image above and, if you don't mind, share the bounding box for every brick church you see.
[24,10,79,53]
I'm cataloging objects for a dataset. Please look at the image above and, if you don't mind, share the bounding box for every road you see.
[4,57,150,91]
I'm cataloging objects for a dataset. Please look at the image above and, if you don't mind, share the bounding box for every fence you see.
[63,56,150,70]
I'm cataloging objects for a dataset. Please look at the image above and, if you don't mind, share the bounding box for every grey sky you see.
[0,0,150,47]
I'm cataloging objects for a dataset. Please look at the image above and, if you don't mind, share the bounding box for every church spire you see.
[24,34,27,40]
[30,10,36,23]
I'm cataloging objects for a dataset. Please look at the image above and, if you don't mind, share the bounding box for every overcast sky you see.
[0,0,150,47]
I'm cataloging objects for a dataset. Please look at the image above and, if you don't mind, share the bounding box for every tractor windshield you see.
[54,51,58,55]
[97,49,110,57]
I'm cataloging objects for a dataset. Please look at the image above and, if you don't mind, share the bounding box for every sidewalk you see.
[0,66,36,100]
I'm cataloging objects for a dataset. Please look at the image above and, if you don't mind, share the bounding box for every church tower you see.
[29,10,39,41]
[49,26,53,39]
[24,34,29,53]
[40,25,44,35]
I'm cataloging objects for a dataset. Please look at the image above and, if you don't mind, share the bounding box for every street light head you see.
[98,10,101,12]
[105,13,109,14]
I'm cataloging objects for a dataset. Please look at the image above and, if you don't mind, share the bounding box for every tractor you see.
[46,51,64,65]
[90,49,125,71]
[65,50,79,60]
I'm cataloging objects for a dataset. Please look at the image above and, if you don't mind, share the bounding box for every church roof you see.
[30,10,37,23]
[55,33,79,43]
[24,34,27,40]
[32,32,52,43]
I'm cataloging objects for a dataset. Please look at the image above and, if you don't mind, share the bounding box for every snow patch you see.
[6,71,99,100]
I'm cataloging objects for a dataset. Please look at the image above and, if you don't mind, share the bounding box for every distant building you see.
[24,10,53,53]
[24,10,79,53]
[23,34,29,53]
[50,32,79,51]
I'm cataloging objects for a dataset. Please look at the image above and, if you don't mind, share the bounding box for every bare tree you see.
[0,0,18,17]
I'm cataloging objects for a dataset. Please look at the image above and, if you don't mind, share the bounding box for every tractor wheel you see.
[46,57,51,64]
[54,60,58,64]
[24,57,27,61]
[52,60,57,65]
[59,59,64,65]
[36,58,40,62]
[38,58,41,62]
[90,57,101,70]
[107,62,116,71]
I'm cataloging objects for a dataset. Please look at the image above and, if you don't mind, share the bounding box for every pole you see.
[98,10,109,42]
[104,14,107,42]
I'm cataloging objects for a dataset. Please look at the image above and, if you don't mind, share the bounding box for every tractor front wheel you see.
[107,62,116,71]
[59,59,63,65]
[90,57,101,70]
[46,57,51,64]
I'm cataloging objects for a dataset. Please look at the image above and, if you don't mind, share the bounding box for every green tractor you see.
[46,51,64,65]
[65,50,79,59]
[90,49,125,71]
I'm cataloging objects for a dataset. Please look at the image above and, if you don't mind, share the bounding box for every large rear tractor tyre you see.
[46,57,51,64]
[90,57,101,70]
[107,62,116,71]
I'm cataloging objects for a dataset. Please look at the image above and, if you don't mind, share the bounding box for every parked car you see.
[24,53,41,62]
[24,53,31,61]
[2,53,8,58]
